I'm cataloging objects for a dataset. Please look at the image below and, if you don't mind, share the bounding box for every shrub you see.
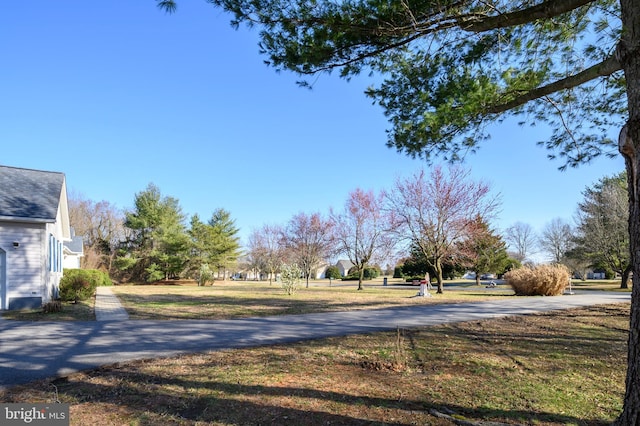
[145,263,165,283]
[60,275,95,302]
[59,269,112,302]
[504,264,570,296]
[393,266,404,279]
[343,274,370,281]
[363,267,380,279]
[62,269,113,287]
[281,264,302,295]
[325,266,342,280]
[43,301,62,313]
[341,275,359,281]
[87,269,113,287]
[198,263,214,286]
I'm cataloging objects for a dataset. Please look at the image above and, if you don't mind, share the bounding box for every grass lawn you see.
[108,278,514,320]
[0,303,628,425]
[0,278,630,424]
[0,277,627,322]
[0,299,95,321]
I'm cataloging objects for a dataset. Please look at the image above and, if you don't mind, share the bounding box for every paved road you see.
[0,292,629,390]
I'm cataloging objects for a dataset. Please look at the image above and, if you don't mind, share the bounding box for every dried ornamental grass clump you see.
[504,264,570,296]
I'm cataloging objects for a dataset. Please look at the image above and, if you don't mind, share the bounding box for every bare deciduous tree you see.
[385,166,499,293]
[330,188,394,291]
[68,191,125,274]
[539,218,573,264]
[282,212,334,288]
[504,222,537,263]
[247,224,284,284]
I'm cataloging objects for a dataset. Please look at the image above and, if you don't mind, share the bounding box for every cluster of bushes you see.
[394,264,461,281]
[342,266,381,281]
[325,266,342,280]
[504,264,570,296]
[59,269,112,302]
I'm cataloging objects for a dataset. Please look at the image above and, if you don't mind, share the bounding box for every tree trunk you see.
[615,1,640,423]
[616,124,640,424]
[434,259,444,294]
[616,130,640,423]
[358,267,364,291]
[622,264,632,289]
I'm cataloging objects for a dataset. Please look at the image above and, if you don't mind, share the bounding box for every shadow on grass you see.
[0,304,626,425]
[36,369,613,425]
[0,300,95,321]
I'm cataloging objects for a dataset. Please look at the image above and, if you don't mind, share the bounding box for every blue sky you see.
[1,1,625,254]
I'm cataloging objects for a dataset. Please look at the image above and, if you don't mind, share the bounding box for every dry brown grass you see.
[505,264,570,296]
[0,298,95,321]
[110,279,502,320]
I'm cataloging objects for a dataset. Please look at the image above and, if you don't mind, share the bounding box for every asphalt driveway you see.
[0,291,630,390]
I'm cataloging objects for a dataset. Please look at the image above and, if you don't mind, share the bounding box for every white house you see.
[336,259,355,277]
[0,165,71,310]
[63,229,84,269]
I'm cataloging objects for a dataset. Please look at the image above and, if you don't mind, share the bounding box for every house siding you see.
[62,253,81,269]
[0,222,46,309]
[0,218,65,309]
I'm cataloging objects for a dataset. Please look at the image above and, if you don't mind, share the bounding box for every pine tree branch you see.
[460,0,595,32]
[487,54,621,114]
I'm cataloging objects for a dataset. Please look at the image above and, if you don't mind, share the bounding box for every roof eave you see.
[0,215,55,224]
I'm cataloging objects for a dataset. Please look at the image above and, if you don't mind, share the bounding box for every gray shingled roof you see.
[64,235,84,254]
[0,165,65,221]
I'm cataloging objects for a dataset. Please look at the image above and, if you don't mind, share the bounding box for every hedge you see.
[59,269,112,302]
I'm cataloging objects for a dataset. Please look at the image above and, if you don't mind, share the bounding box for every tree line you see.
[70,167,627,292]
[69,183,241,284]
[504,171,629,288]
[70,167,503,289]
[247,166,507,292]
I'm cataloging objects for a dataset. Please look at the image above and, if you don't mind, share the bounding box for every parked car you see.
[480,273,496,280]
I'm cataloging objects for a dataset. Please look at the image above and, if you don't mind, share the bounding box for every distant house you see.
[336,259,355,277]
[314,262,330,279]
[0,165,71,310]
[63,229,84,269]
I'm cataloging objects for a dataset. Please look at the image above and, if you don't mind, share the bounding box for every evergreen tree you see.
[208,208,241,279]
[118,183,188,282]
[573,172,630,287]
[456,216,509,286]
[187,209,241,281]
